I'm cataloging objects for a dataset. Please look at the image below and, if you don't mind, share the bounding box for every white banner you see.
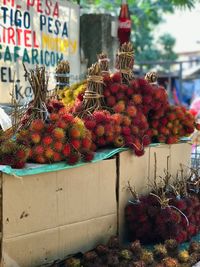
[0,0,80,104]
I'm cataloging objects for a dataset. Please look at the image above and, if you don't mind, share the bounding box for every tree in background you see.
[73,0,199,63]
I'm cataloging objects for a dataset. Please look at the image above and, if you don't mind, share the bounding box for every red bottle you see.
[118,0,131,46]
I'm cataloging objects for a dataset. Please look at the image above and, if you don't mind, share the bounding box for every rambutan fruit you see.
[30,119,45,132]
[83,152,94,162]
[62,144,71,157]
[94,110,109,123]
[134,148,145,157]
[159,126,170,136]
[71,139,81,150]
[56,120,68,130]
[185,127,194,134]
[130,240,143,256]
[140,250,154,265]
[35,155,46,164]
[106,95,116,107]
[31,133,41,144]
[114,135,125,147]
[61,113,74,123]
[13,161,26,169]
[45,147,54,159]
[34,145,44,155]
[143,95,152,105]
[16,149,28,160]
[143,135,151,146]
[110,71,122,83]
[127,87,133,96]
[103,88,111,97]
[69,127,81,139]
[126,105,137,117]
[166,136,177,144]
[95,244,109,256]
[82,137,92,150]
[160,117,168,126]
[46,124,55,134]
[107,236,119,249]
[54,141,63,152]
[53,152,62,162]
[174,199,187,211]
[112,113,123,124]
[161,257,179,267]
[97,137,106,146]
[113,100,125,113]
[116,92,125,101]
[157,134,166,143]
[122,126,131,136]
[95,125,105,137]
[132,94,142,105]
[188,241,200,254]
[64,257,81,267]
[123,116,132,126]
[167,113,176,121]
[195,123,200,131]
[178,250,189,263]
[164,239,178,257]
[110,83,121,94]
[84,117,96,130]
[119,249,133,261]
[137,78,148,88]
[153,244,168,261]
[130,126,139,136]
[43,136,53,146]
[49,113,59,122]
[52,128,65,140]
[114,125,122,134]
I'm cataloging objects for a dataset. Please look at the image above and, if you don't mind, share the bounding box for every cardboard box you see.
[0,158,117,267]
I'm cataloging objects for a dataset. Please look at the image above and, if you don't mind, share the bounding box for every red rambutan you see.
[106,95,116,107]
[126,105,137,117]
[31,133,41,144]
[54,141,63,152]
[113,100,125,113]
[69,127,81,139]
[110,72,122,83]
[53,152,62,162]
[43,136,53,146]
[132,94,142,105]
[62,144,71,157]
[95,125,105,137]
[45,147,54,159]
[52,128,65,140]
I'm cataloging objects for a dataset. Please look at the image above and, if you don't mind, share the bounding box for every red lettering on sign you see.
[37,0,43,13]
[33,31,39,48]
[53,2,59,17]
[26,0,34,10]
[8,27,15,45]
[24,30,31,47]
[16,28,22,46]
[3,0,15,6]
[45,0,51,16]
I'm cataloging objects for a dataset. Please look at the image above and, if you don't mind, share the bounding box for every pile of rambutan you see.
[16,111,95,165]
[47,237,200,267]
[0,132,30,169]
[149,105,199,144]
[125,163,200,245]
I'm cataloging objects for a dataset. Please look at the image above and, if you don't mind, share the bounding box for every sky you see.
[157,3,200,53]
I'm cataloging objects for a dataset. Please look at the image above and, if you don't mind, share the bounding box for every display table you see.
[0,142,192,267]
